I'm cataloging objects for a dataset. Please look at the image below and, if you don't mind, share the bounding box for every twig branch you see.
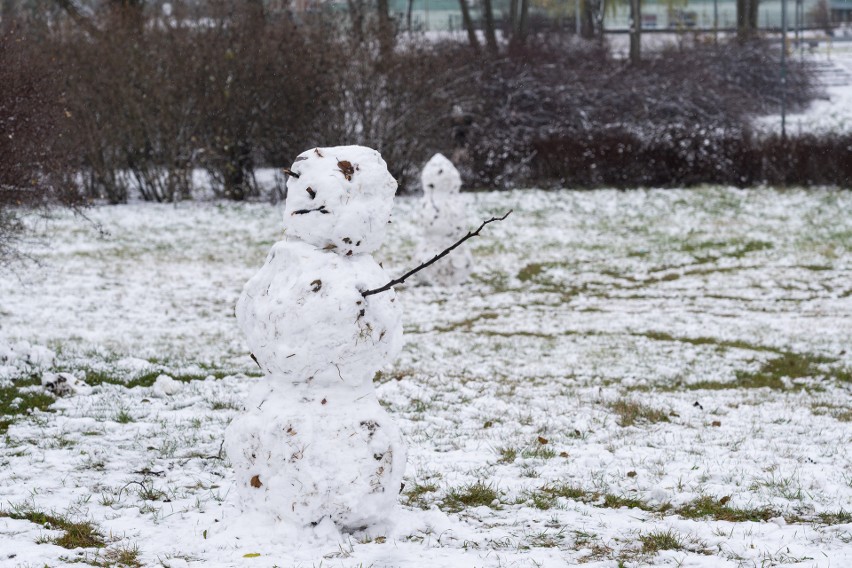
[362,210,512,297]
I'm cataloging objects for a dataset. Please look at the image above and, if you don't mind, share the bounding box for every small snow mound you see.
[0,340,57,380]
[41,372,91,397]
[115,356,155,373]
[647,486,670,505]
[152,374,183,397]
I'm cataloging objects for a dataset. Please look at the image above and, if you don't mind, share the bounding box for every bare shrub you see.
[1,23,77,265]
[315,36,474,190]
[56,5,208,203]
[463,36,818,188]
[29,6,833,198]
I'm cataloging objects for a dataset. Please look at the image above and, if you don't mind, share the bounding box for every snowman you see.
[416,153,472,286]
[224,146,405,531]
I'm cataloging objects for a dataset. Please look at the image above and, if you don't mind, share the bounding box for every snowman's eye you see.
[292,205,330,215]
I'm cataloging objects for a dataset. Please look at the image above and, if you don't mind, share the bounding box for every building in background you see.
[383,0,832,32]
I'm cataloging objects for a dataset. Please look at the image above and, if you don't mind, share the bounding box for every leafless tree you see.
[458,0,481,52]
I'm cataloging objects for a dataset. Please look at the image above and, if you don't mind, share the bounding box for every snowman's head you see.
[421,153,461,198]
[283,146,397,255]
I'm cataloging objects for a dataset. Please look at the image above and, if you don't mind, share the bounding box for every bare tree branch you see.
[361,210,512,298]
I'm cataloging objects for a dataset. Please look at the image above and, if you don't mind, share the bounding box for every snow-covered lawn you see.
[1,187,850,567]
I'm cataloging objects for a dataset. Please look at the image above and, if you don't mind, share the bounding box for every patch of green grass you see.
[833,367,852,384]
[680,239,772,261]
[543,483,589,502]
[435,311,500,333]
[104,544,143,567]
[0,379,56,434]
[499,441,557,463]
[632,340,845,391]
[729,240,773,258]
[686,352,834,391]
[521,445,557,460]
[60,544,143,567]
[636,331,782,354]
[816,510,852,525]
[524,490,557,510]
[210,400,240,411]
[524,483,654,513]
[373,369,414,385]
[78,368,230,389]
[676,495,777,523]
[497,446,518,464]
[403,481,439,509]
[521,485,793,524]
[1,505,105,549]
[740,352,832,384]
[517,263,545,282]
[522,483,588,509]
[408,398,430,413]
[811,403,852,422]
[443,481,500,513]
[603,493,649,510]
[114,409,134,424]
[607,398,670,427]
[527,527,565,548]
[640,529,685,553]
[680,239,728,254]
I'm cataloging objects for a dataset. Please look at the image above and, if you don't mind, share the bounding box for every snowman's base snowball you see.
[224,384,406,531]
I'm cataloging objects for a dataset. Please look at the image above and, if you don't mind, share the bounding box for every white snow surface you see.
[0,187,850,567]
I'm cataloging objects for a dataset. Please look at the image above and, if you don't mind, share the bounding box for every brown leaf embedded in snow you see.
[338,160,355,181]
[250,475,262,488]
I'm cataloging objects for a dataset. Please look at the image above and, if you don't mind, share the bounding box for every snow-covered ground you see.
[1,187,850,567]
